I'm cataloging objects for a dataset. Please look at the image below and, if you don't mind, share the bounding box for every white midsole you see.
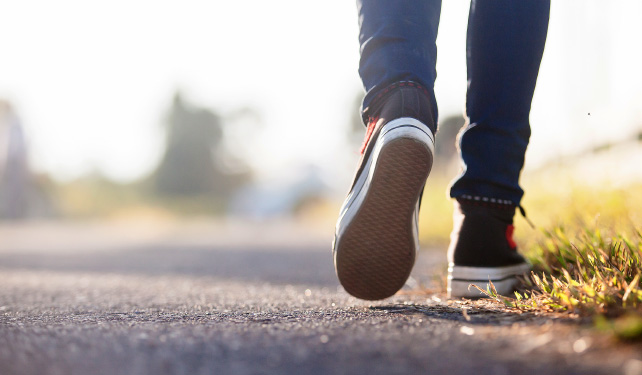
[447,263,531,298]
[334,118,434,244]
[448,262,531,281]
[449,278,521,298]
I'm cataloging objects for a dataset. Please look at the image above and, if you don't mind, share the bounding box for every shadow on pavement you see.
[370,304,576,325]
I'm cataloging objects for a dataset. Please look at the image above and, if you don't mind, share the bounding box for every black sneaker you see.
[333,82,436,300]
[447,197,531,298]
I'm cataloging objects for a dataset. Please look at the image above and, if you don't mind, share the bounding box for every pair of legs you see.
[333,0,550,300]
[359,0,550,204]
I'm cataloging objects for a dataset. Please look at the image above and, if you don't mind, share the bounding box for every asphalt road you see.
[1,220,641,375]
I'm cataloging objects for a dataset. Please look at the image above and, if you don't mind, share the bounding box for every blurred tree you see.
[435,115,466,156]
[434,114,465,173]
[0,100,28,218]
[0,100,56,219]
[151,92,249,199]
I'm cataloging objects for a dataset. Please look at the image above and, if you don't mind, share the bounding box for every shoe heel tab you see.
[455,196,516,223]
[363,81,436,135]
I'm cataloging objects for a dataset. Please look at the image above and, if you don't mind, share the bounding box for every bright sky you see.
[0,1,640,182]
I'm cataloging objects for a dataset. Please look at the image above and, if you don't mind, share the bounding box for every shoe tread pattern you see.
[335,137,432,300]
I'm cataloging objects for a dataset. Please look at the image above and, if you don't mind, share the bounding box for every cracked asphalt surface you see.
[1,220,641,375]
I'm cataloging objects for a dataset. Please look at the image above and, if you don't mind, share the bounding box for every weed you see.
[468,227,642,339]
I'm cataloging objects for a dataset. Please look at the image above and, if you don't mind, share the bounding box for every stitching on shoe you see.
[457,194,514,209]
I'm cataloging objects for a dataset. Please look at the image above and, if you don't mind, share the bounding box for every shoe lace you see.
[518,205,536,229]
[359,116,378,154]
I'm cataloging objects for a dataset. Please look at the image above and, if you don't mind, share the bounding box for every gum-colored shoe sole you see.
[335,137,432,300]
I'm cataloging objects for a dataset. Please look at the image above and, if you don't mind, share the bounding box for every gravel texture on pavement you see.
[1,220,641,375]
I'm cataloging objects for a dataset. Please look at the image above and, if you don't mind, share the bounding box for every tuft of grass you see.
[470,227,642,340]
[447,178,642,339]
[524,227,642,316]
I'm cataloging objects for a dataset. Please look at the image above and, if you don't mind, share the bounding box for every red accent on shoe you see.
[360,116,378,154]
[506,225,517,249]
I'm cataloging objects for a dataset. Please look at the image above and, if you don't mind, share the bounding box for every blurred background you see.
[0,0,641,249]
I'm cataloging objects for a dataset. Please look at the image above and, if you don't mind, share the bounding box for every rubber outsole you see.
[334,135,432,300]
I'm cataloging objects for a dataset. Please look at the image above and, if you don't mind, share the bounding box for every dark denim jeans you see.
[357,0,550,205]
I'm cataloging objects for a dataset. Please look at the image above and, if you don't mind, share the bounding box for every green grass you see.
[521,182,642,317]
[456,178,642,340]
[526,228,642,314]
[474,228,642,341]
